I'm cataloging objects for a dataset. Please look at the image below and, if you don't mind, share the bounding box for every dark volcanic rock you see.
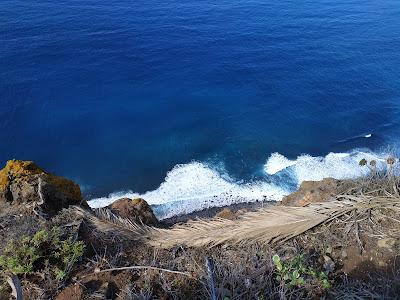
[108,198,158,226]
[0,160,85,215]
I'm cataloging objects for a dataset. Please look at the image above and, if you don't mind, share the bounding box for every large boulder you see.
[281,178,349,207]
[0,160,85,215]
[107,198,158,226]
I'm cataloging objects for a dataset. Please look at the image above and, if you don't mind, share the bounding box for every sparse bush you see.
[272,253,331,290]
[387,156,396,166]
[359,158,367,166]
[0,227,85,281]
[359,156,398,172]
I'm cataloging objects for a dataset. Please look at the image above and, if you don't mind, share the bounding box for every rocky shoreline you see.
[0,160,399,299]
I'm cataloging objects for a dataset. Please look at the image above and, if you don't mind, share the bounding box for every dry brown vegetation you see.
[1,164,400,299]
[77,174,400,250]
[68,169,400,299]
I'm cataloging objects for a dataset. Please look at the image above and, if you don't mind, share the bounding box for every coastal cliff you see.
[0,160,399,299]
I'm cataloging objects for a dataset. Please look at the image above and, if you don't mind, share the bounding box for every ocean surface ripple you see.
[2,0,400,217]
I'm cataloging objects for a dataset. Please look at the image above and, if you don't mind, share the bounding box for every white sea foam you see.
[264,150,386,184]
[264,152,296,175]
[88,162,287,219]
[89,149,391,220]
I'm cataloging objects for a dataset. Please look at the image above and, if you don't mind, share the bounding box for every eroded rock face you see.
[108,198,158,226]
[215,208,236,219]
[0,160,84,215]
[281,178,349,207]
[215,207,248,220]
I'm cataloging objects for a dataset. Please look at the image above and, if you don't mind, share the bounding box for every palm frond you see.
[73,206,154,241]
[149,206,328,248]
[75,195,400,249]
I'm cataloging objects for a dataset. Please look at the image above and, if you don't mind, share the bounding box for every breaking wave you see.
[88,162,287,219]
[264,150,387,183]
[89,149,392,219]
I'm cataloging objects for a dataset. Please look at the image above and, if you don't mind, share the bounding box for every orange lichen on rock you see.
[0,160,44,190]
[0,159,84,215]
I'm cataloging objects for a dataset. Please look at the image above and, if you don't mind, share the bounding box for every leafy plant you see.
[387,157,396,166]
[272,254,331,290]
[0,227,85,281]
[0,235,42,275]
[359,159,367,167]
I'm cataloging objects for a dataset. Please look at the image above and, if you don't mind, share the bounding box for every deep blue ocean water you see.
[2,0,400,216]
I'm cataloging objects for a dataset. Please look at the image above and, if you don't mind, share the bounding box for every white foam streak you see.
[89,149,390,220]
[264,151,386,184]
[89,162,287,219]
[264,152,296,174]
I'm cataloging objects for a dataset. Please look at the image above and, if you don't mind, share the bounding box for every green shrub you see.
[272,254,331,290]
[0,227,85,281]
[359,159,367,166]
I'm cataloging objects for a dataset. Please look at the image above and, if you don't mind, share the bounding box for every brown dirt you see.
[55,283,84,300]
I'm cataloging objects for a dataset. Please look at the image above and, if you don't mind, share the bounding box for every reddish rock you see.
[215,208,248,220]
[0,160,86,215]
[108,198,158,225]
[281,178,348,207]
[55,283,84,300]
[215,208,236,219]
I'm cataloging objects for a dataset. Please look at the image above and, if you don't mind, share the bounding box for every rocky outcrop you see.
[215,207,248,220]
[0,160,85,215]
[107,198,158,226]
[281,178,349,207]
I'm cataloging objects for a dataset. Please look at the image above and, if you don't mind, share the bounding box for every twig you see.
[355,222,364,253]
[85,265,192,277]
[380,215,400,224]
[37,176,45,206]
[32,176,47,220]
